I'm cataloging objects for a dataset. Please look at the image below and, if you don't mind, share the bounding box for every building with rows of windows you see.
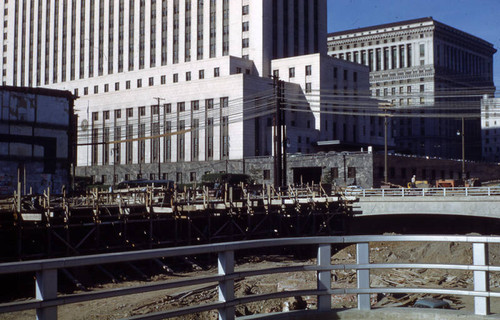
[1,0,390,185]
[327,17,496,162]
[481,95,500,162]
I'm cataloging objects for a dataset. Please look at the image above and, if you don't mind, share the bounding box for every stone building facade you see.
[327,17,496,161]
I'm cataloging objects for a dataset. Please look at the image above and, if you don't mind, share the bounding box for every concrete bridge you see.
[350,187,500,218]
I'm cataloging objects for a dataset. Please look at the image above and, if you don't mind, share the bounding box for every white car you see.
[344,185,364,196]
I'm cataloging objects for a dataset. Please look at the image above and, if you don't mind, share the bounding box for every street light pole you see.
[461,117,465,180]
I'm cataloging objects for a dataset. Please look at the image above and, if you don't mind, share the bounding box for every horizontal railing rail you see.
[354,186,500,198]
[0,235,499,319]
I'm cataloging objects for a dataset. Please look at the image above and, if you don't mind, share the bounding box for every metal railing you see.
[353,187,500,198]
[0,235,499,320]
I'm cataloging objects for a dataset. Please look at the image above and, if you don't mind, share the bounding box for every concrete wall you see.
[76,151,376,188]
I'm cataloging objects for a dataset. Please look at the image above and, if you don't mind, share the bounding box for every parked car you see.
[344,185,364,196]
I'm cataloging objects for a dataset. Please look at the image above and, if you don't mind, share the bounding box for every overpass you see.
[349,187,500,218]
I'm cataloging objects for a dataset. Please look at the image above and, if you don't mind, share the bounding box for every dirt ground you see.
[3,239,500,320]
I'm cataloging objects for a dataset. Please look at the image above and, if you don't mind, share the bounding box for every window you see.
[165,103,172,113]
[103,111,110,120]
[173,73,178,83]
[236,67,242,74]
[242,5,249,15]
[186,71,191,81]
[331,167,339,179]
[127,108,133,117]
[190,172,196,182]
[343,70,348,81]
[305,65,312,76]
[152,105,159,114]
[242,38,249,48]
[92,112,99,121]
[220,97,228,108]
[94,85,99,94]
[263,169,270,180]
[273,69,279,78]
[74,88,79,96]
[177,102,185,112]
[214,67,220,77]
[206,98,214,109]
[84,87,89,95]
[104,84,109,92]
[353,72,357,82]
[137,79,142,87]
[242,21,249,32]
[289,67,295,78]
[115,109,121,119]
[139,106,146,116]
[333,67,337,78]
[199,69,204,79]
[348,167,356,178]
[126,80,131,89]
[305,83,312,93]
[161,75,166,84]
[191,100,199,110]
[115,82,120,91]
[149,77,154,86]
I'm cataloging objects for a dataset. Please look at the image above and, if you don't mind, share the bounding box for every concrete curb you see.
[240,308,500,320]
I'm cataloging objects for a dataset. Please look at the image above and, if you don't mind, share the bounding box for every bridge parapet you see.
[0,235,499,319]
[355,187,500,198]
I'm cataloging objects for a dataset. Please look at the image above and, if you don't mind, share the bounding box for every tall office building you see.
[2,0,384,185]
[328,17,496,162]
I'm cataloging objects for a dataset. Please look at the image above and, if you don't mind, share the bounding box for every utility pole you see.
[280,81,287,187]
[153,97,165,180]
[379,102,392,185]
[384,111,388,184]
[272,76,286,188]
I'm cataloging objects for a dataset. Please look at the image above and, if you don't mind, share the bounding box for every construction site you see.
[0,183,353,262]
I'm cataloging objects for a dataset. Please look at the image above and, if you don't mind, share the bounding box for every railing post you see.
[356,242,370,310]
[317,243,331,311]
[465,187,468,197]
[473,243,490,315]
[218,250,235,320]
[36,269,58,320]
[401,188,404,197]
[443,188,446,197]
[381,189,384,197]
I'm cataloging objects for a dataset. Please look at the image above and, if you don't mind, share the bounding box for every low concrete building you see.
[0,86,76,195]
[481,95,500,162]
[79,150,500,189]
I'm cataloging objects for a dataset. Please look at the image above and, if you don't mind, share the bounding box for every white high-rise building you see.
[1,0,326,87]
[1,0,382,184]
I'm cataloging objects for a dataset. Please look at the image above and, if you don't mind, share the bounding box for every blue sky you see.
[327,0,500,94]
